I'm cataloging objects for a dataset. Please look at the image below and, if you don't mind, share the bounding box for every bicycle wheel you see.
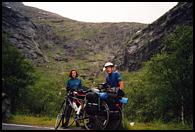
[54,100,66,130]
[83,101,110,130]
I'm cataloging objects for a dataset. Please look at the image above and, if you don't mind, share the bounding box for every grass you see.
[33,18,101,41]
[124,121,192,130]
[7,115,192,130]
[7,115,56,127]
[7,114,78,128]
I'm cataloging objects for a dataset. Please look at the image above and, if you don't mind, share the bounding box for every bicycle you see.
[54,85,127,130]
[54,88,110,130]
[54,89,89,129]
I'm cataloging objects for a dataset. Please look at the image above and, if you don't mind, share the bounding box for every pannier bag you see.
[85,92,99,115]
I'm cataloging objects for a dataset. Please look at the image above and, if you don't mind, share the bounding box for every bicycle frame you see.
[66,91,86,116]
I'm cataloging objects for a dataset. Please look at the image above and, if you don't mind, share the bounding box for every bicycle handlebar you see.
[96,83,119,93]
[67,88,92,95]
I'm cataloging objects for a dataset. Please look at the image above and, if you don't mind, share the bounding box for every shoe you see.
[86,122,93,129]
[61,121,69,128]
[61,125,68,128]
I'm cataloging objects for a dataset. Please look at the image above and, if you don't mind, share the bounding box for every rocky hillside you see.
[113,2,193,71]
[2,2,146,69]
[3,2,191,74]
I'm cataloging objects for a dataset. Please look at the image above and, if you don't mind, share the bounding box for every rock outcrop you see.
[2,2,66,64]
[113,2,193,71]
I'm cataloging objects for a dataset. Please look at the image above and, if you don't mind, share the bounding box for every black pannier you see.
[86,92,99,103]
[85,92,99,115]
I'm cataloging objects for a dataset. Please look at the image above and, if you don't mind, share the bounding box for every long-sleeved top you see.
[66,78,82,91]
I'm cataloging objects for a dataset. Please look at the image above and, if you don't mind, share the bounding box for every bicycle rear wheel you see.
[83,101,110,130]
[106,107,122,129]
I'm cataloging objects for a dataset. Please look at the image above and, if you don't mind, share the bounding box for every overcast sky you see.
[23,2,178,24]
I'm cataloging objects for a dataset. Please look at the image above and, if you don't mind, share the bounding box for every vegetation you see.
[8,115,56,127]
[2,33,36,119]
[8,115,191,130]
[33,18,103,41]
[3,25,192,130]
[125,120,192,130]
[15,66,65,117]
[122,25,193,126]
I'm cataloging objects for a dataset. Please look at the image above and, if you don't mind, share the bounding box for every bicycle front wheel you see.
[62,104,76,128]
[54,100,66,130]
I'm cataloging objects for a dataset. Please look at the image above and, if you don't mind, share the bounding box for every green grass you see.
[7,115,56,127]
[7,115,192,130]
[122,119,193,130]
[33,18,102,41]
[7,115,79,128]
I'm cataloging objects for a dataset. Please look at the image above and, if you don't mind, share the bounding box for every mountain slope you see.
[113,2,193,71]
[2,2,146,68]
[3,2,191,77]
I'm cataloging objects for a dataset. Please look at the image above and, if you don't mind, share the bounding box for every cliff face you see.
[2,2,146,67]
[113,2,193,71]
[2,2,66,64]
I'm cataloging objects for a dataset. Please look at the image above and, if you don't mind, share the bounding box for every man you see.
[87,63,125,129]
[102,62,125,113]
[103,62,124,90]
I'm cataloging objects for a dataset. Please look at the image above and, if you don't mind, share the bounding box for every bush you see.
[2,33,36,118]
[122,25,193,124]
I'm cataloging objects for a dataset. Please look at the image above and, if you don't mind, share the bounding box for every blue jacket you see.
[66,78,82,91]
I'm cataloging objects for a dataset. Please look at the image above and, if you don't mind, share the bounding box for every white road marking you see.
[2,123,55,129]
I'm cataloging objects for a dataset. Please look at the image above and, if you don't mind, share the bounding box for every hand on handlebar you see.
[98,83,110,89]
[77,88,83,92]
[108,87,119,93]
[77,88,91,94]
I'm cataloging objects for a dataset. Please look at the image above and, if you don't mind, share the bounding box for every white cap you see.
[103,62,114,71]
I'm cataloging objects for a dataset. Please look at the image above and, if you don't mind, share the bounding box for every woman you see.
[66,70,82,91]
[62,70,82,128]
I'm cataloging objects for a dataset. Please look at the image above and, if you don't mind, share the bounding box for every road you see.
[2,123,85,130]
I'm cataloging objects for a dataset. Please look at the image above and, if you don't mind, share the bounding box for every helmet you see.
[103,62,114,71]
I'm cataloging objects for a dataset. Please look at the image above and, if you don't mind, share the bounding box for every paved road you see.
[2,123,85,130]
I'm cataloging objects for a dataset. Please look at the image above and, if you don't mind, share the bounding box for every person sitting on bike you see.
[103,62,125,99]
[62,69,82,128]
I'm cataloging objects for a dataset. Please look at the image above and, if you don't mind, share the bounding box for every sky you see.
[23,2,178,24]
